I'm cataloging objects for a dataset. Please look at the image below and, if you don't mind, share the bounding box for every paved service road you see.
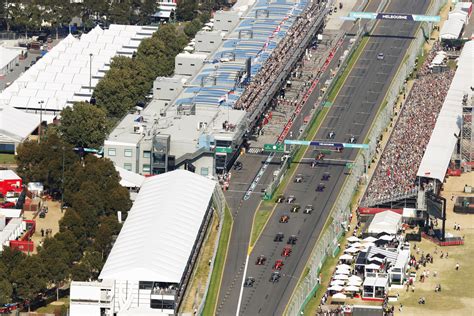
[238,0,431,315]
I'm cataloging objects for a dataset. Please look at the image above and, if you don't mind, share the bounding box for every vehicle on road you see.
[270,271,281,283]
[294,174,303,183]
[244,277,255,287]
[316,152,325,160]
[256,255,266,265]
[327,131,335,139]
[274,232,284,242]
[349,136,356,143]
[273,259,284,270]
[276,194,285,203]
[316,183,326,192]
[286,195,296,203]
[290,204,300,213]
[377,53,384,60]
[304,205,313,214]
[322,172,330,181]
[287,235,298,245]
[281,245,292,257]
[279,214,290,223]
[336,147,343,153]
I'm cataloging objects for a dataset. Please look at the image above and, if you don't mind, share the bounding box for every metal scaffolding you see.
[460,94,473,163]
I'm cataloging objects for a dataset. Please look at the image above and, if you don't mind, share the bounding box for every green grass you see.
[327,36,369,103]
[35,297,69,314]
[250,207,272,248]
[0,154,16,164]
[202,205,233,315]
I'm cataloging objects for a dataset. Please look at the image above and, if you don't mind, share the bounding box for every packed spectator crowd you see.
[364,44,455,204]
[234,1,326,111]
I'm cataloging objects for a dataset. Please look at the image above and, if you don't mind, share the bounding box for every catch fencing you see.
[285,0,446,314]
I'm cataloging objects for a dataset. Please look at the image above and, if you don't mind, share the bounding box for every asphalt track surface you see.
[236,0,431,315]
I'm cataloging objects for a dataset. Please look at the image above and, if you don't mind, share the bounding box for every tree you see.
[11,256,47,304]
[176,0,198,21]
[38,238,71,301]
[93,56,154,118]
[0,262,12,304]
[184,18,203,38]
[59,102,108,148]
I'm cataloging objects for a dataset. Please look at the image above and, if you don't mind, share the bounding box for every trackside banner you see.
[349,12,440,23]
[376,13,414,21]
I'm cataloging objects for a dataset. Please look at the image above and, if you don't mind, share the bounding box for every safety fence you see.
[194,187,226,315]
[285,0,446,314]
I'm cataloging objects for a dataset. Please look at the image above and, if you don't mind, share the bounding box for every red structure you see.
[8,220,36,253]
[358,207,403,215]
[0,170,22,196]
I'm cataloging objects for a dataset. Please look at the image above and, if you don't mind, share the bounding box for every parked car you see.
[322,172,330,181]
[377,53,384,60]
[316,183,326,192]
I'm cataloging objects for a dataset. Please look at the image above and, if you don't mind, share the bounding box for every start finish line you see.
[284,139,369,149]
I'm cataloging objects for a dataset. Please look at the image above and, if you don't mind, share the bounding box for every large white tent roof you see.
[417,41,473,181]
[0,47,20,72]
[115,165,145,188]
[440,18,464,40]
[0,25,156,142]
[99,170,216,283]
[368,211,401,235]
[0,107,40,142]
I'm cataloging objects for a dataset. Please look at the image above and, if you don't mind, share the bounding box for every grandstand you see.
[104,0,328,176]
[362,42,463,208]
[69,170,225,316]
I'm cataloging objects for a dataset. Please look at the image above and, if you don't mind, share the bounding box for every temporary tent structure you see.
[328,285,344,291]
[340,254,354,260]
[334,274,349,280]
[347,236,360,242]
[368,211,402,235]
[344,285,360,292]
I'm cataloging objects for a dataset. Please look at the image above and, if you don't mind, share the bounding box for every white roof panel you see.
[99,170,216,283]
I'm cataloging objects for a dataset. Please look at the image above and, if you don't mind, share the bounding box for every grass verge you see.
[202,205,233,315]
[250,206,272,248]
[0,154,15,164]
[35,297,69,314]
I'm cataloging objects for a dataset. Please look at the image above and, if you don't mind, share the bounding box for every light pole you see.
[38,100,44,143]
[89,53,93,93]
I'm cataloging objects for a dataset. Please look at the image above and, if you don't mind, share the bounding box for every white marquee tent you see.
[368,211,402,235]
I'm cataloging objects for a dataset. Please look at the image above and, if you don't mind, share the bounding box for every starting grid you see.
[283,139,370,149]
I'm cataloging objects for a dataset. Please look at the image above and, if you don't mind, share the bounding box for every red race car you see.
[281,246,292,257]
[273,259,284,270]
